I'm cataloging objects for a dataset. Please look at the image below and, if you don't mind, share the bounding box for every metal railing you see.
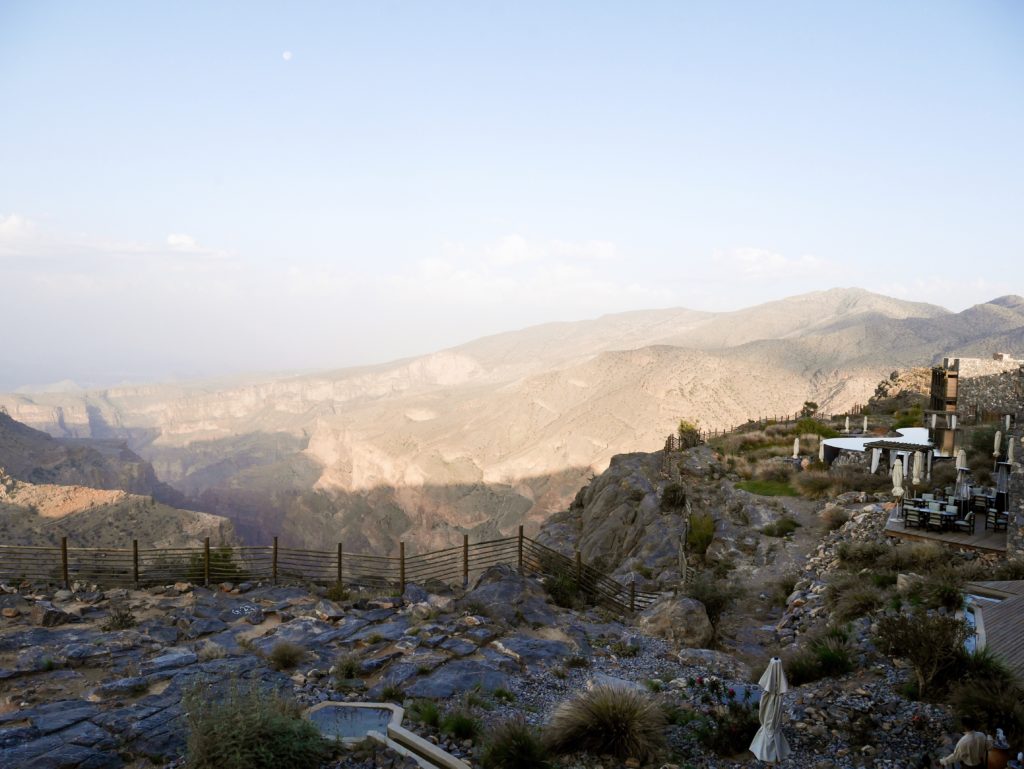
[0,528,662,614]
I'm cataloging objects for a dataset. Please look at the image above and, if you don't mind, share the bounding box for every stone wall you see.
[1008,422,1024,559]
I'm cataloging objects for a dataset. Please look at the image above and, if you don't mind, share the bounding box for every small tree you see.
[875,611,969,698]
[678,420,701,448]
[800,401,819,418]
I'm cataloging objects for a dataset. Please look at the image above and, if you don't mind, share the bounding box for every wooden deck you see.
[883,513,1007,553]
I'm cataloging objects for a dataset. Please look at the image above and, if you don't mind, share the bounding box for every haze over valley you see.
[3,289,1022,552]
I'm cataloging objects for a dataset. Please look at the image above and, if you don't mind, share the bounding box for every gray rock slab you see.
[404,659,510,699]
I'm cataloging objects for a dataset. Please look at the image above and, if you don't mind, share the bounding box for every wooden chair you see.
[953,511,975,535]
[904,509,921,529]
[992,511,1009,533]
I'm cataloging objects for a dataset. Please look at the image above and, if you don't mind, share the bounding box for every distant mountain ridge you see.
[1,288,1021,552]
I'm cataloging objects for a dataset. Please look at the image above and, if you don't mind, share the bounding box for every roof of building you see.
[970,581,1024,679]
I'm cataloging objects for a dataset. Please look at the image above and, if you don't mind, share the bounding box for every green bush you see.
[407,699,441,728]
[836,541,888,568]
[831,583,884,622]
[660,483,687,511]
[948,676,1024,748]
[183,681,329,769]
[993,559,1024,581]
[102,605,137,631]
[267,641,305,671]
[544,572,582,609]
[186,547,249,583]
[875,611,969,699]
[324,582,349,602]
[333,653,360,682]
[481,717,551,769]
[687,513,716,556]
[821,506,850,530]
[442,710,482,740]
[795,418,839,438]
[762,517,801,537]
[545,686,666,761]
[695,700,760,756]
[794,472,834,499]
[685,573,740,637]
[784,630,855,685]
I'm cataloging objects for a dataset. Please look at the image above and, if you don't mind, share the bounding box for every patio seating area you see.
[884,496,1008,553]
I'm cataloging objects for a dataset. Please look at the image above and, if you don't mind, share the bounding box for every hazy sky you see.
[1,2,1022,390]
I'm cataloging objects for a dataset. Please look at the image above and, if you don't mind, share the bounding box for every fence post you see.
[462,534,469,588]
[61,536,69,590]
[203,537,210,587]
[399,542,406,589]
[342,540,350,589]
[575,549,582,586]
[517,526,524,574]
[272,536,278,585]
[132,539,139,588]
[630,582,636,612]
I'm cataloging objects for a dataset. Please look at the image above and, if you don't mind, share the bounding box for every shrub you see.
[875,611,969,698]
[821,506,850,530]
[992,559,1024,581]
[686,572,740,635]
[794,472,834,499]
[660,483,687,511]
[832,583,884,622]
[784,630,855,685]
[544,572,581,609]
[565,655,590,668]
[407,699,441,728]
[695,700,760,756]
[480,717,551,769]
[687,513,716,556]
[756,463,795,483]
[442,710,482,740]
[267,641,305,671]
[333,653,360,682]
[102,605,137,631]
[381,685,403,702]
[493,688,516,703]
[324,582,349,602]
[544,686,666,761]
[182,681,329,769]
[948,675,1024,747]
[836,541,888,569]
[762,517,801,537]
[795,418,839,438]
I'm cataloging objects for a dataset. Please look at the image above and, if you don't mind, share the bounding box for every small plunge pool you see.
[305,703,401,742]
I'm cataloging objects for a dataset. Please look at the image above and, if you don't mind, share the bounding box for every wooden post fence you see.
[203,537,210,586]
[517,525,524,574]
[342,540,350,589]
[61,536,69,590]
[272,536,278,585]
[399,542,406,588]
[132,539,139,588]
[462,534,469,587]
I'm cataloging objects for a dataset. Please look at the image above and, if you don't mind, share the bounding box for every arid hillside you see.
[2,288,1022,551]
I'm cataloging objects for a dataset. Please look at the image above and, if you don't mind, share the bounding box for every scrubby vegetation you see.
[101,605,137,631]
[267,641,305,671]
[481,717,551,769]
[687,512,716,556]
[685,572,740,639]
[784,628,856,685]
[183,681,329,769]
[545,686,666,761]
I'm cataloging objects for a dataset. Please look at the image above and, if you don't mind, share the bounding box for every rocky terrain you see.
[2,290,1022,552]
[0,469,233,548]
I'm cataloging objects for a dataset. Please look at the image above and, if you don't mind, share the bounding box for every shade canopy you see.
[750,658,791,763]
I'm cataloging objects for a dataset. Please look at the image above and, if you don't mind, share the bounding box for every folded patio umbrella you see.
[792,437,799,459]
[912,451,924,487]
[892,459,904,498]
[818,442,825,462]
[750,658,791,763]
[956,449,968,471]
[863,415,868,433]
[994,430,1003,459]
[1009,440,1016,465]
[844,416,850,433]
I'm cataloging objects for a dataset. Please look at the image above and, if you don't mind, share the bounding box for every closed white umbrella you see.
[912,451,924,487]
[956,449,968,471]
[870,448,881,474]
[994,430,1003,459]
[951,413,958,430]
[844,416,850,433]
[818,441,825,462]
[931,413,938,430]
[750,658,790,763]
[1006,414,1012,432]
[1009,440,1016,465]
[792,437,799,459]
[892,460,904,498]
[863,415,868,434]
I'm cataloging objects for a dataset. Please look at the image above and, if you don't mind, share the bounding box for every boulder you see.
[31,601,72,628]
[404,659,510,698]
[402,584,428,604]
[638,596,713,648]
[460,565,556,626]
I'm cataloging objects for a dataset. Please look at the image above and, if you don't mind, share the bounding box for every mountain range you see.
[2,288,1021,552]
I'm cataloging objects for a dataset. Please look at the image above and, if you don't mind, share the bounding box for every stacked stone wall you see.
[1008,423,1024,558]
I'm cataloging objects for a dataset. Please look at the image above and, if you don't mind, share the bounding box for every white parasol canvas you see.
[863,415,868,433]
[818,441,825,462]
[750,658,791,763]
[994,430,1003,459]
[912,451,924,487]
[1006,414,1012,432]
[844,416,850,433]
[1009,440,1016,465]
[792,437,799,459]
[870,448,881,474]
[892,459,904,498]
[954,450,971,503]
[956,449,968,471]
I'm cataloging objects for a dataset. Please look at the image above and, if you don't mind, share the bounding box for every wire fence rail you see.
[0,528,662,614]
